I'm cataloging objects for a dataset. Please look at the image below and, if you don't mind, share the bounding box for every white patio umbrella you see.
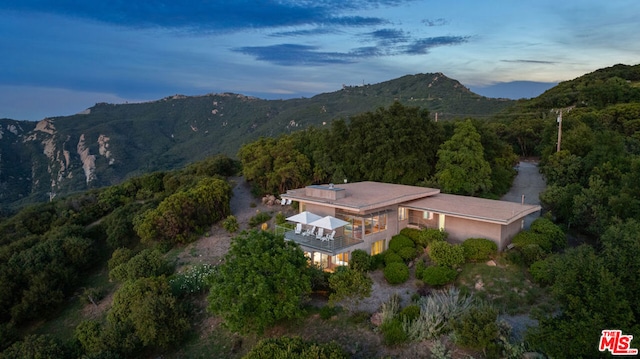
[286,211,323,224]
[308,215,349,230]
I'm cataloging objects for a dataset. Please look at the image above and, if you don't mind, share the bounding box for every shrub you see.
[415,258,427,279]
[109,249,174,282]
[462,238,497,261]
[400,228,422,243]
[274,212,286,225]
[248,211,272,228]
[389,234,415,252]
[384,251,403,266]
[319,305,340,320]
[169,264,217,296]
[450,304,499,352]
[384,262,410,284]
[222,215,239,233]
[108,247,134,271]
[242,336,349,359]
[529,217,566,251]
[416,228,448,247]
[397,246,419,262]
[399,305,421,322]
[370,253,386,270]
[520,244,545,266]
[349,249,371,272]
[529,255,559,286]
[428,241,465,268]
[406,288,475,341]
[381,319,409,346]
[511,230,550,253]
[421,265,458,286]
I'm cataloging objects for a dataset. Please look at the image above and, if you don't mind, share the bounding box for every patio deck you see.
[275,226,364,255]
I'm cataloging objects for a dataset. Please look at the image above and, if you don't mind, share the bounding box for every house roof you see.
[403,193,541,225]
[282,181,439,214]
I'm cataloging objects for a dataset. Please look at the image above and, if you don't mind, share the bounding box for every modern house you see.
[279,181,540,270]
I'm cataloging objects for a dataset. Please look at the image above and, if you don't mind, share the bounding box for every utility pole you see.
[556,111,562,152]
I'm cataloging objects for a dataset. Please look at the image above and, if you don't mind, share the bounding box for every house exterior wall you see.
[501,219,525,250]
[441,215,503,246]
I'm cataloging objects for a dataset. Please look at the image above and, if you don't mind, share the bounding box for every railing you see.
[275,225,363,254]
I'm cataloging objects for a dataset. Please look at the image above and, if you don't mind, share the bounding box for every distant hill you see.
[0,72,516,210]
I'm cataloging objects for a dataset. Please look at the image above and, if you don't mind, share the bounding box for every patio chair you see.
[285,199,292,205]
[280,198,286,205]
[315,228,324,239]
[324,230,336,241]
[294,223,302,235]
[304,226,316,237]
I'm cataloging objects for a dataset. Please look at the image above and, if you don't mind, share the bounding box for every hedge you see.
[421,265,458,286]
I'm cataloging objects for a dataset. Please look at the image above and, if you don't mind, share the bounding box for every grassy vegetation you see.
[455,256,555,315]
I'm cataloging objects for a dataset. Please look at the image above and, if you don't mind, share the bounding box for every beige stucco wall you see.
[500,219,524,250]
[441,215,503,247]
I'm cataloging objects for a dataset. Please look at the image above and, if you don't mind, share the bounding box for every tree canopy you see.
[207,230,312,334]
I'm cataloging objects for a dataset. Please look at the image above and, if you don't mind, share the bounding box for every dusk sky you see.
[1,1,639,121]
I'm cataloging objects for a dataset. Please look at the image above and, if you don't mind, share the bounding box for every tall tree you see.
[435,120,492,195]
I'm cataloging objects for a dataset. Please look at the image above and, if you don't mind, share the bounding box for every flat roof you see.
[282,181,439,214]
[404,193,541,225]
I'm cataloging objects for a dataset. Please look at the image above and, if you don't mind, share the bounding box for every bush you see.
[528,254,561,286]
[384,251,403,266]
[450,305,499,352]
[169,264,217,296]
[370,253,386,270]
[520,244,545,266]
[349,249,371,272]
[529,217,566,251]
[400,227,422,243]
[415,258,427,279]
[421,265,458,286]
[428,241,465,268]
[380,319,409,346]
[416,228,448,247]
[242,336,349,359]
[399,304,421,322]
[397,246,419,262]
[274,212,286,225]
[248,211,272,228]
[109,249,174,282]
[389,234,415,252]
[222,215,239,233]
[511,230,549,252]
[462,238,497,261]
[384,262,410,284]
[319,305,341,319]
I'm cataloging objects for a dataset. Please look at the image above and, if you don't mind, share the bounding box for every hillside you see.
[0,73,513,210]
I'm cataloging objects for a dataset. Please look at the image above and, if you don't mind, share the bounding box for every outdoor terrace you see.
[275,225,363,255]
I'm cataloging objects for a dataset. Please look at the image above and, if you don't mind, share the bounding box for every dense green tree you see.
[436,120,492,195]
[527,245,633,358]
[108,249,173,282]
[207,230,311,334]
[0,334,67,359]
[451,305,499,354]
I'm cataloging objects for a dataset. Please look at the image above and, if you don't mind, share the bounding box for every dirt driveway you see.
[501,160,546,229]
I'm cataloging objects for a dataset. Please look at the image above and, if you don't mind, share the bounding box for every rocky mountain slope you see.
[0,73,514,210]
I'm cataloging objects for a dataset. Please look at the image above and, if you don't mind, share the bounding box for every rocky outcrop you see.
[77,134,96,185]
[98,134,114,165]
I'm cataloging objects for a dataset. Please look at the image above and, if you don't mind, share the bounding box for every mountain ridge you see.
[0,72,515,210]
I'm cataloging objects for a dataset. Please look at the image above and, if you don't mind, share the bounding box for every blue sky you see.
[1,0,639,121]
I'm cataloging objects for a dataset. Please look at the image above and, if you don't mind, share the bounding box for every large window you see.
[371,239,385,255]
[364,212,387,235]
[333,252,349,267]
[338,213,362,239]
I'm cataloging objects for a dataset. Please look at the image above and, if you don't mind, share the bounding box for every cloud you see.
[0,0,399,31]
[403,36,470,54]
[501,59,557,64]
[422,18,449,27]
[269,28,340,37]
[232,44,355,66]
